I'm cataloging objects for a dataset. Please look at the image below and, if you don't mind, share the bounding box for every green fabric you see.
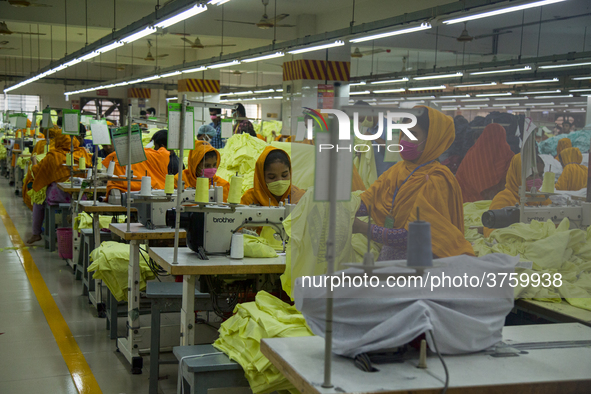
[73,212,126,231]
[87,241,155,302]
[243,234,278,258]
[213,291,312,394]
[28,186,47,205]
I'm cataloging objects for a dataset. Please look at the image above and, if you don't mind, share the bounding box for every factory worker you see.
[197,124,217,143]
[102,145,170,202]
[241,146,305,206]
[555,147,587,191]
[72,125,93,165]
[352,106,474,261]
[483,154,549,237]
[25,129,73,244]
[555,138,572,160]
[175,140,230,201]
[456,123,515,202]
[150,129,181,175]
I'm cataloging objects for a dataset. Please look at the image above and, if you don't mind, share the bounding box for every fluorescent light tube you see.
[208,60,240,69]
[288,40,345,54]
[475,92,512,97]
[97,41,123,53]
[443,0,567,24]
[492,103,520,106]
[529,102,555,105]
[80,51,100,61]
[350,81,366,86]
[242,52,284,63]
[465,104,488,107]
[373,88,406,93]
[454,82,497,88]
[273,96,283,99]
[407,85,446,91]
[569,88,591,92]
[518,90,561,94]
[121,27,156,44]
[502,78,558,85]
[127,78,143,84]
[495,96,529,100]
[275,88,283,92]
[54,64,68,72]
[114,81,129,86]
[254,89,275,93]
[350,90,371,95]
[208,0,232,5]
[155,4,207,29]
[534,94,573,99]
[539,61,591,69]
[432,99,456,103]
[182,66,207,73]
[470,66,531,75]
[440,94,470,98]
[350,23,431,43]
[166,97,178,101]
[413,72,463,80]
[160,71,181,78]
[407,96,436,99]
[142,75,161,81]
[572,76,591,80]
[462,98,490,102]
[370,78,409,85]
[103,84,116,88]
[441,106,459,110]
[232,91,253,95]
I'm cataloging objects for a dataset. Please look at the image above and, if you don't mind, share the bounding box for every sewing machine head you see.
[121,189,197,229]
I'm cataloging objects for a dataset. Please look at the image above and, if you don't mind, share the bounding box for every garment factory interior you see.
[1,0,591,393]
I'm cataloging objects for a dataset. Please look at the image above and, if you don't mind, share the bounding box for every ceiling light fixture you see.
[413,72,463,80]
[288,40,345,54]
[572,76,591,80]
[182,66,207,73]
[370,78,409,85]
[461,98,490,102]
[350,81,366,86]
[160,71,181,78]
[495,96,529,100]
[121,27,156,44]
[208,60,240,69]
[96,41,123,54]
[518,89,561,94]
[254,89,275,93]
[350,90,371,95]
[350,22,432,43]
[569,88,591,92]
[501,78,559,85]
[539,61,591,69]
[80,51,100,61]
[475,92,512,97]
[443,0,568,24]
[406,96,436,99]
[208,0,232,5]
[440,94,470,98]
[154,4,208,29]
[141,75,161,81]
[373,88,406,93]
[242,52,284,63]
[470,66,531,76]
[407,85,446,91]
[534,94,573,99]
[454,82,497,88]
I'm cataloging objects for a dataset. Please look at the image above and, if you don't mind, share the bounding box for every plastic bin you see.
[56,227,73,259]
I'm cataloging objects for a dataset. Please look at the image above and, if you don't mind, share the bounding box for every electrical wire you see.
[428,330,449,394]
[177,352,223,394]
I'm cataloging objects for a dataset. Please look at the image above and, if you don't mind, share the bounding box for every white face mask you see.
[203,135,211,143]
[145,141,155,149]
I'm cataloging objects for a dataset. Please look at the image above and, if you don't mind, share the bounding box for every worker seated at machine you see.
[241,146,306,206]
[352,106,474,261]
[196,124,217,143]
[150,129,181,176]
[455,123,515,203]
[175,140,229,201]
[555,137,572,160]
[555,147,587,191]
[72,124,93,165]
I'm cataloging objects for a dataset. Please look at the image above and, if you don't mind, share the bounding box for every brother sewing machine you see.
[120,189,197,229]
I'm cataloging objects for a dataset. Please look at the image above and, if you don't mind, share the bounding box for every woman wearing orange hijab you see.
[175,141,230,201]
[555,138,572,160]
[556,147,587,191]
[353,106,474,261]
[241,146,306,206]
[26,129,73,244]
[456,124,515,202]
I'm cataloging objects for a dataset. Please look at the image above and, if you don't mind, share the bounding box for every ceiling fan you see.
[220,69,256,75]
[174,37,236,49]
[0,21,46,35]
[92,63,126,71]
[428,22,512,42]
[0,40,17,50]
[351,47,391,58]
[218,0,294,29]
[4,0,52,7]
[118,40,168,61]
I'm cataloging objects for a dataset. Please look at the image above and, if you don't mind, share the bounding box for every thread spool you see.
[79,157,86,170]
[164,174,174,194]
[228,175,243,204]
[16,131,21,139]
[541,171,555,193]
[65,153,72,166]
[140,176,152,196]
[24,147,30,155]
[215,186,224,203]
[407,209,433,268]
[87,168,93,179]
[195,177,209,203]
[107,161,115,176]
[230,232,244,259]
[26,127,30,136]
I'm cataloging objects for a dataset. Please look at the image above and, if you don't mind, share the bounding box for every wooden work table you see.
[58,182,107,194]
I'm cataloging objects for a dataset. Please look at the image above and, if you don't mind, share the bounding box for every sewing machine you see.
[166,203,295,259]
[121,189,197,229]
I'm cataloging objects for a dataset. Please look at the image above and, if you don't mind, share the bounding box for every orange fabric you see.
[256,134,266,141]
[32,139,46,155]
[360,106,474,258]
[241,146,305,206]
[352,166,366,192]
[555,138,572,160]
[274,135,283,141]
[30,130,71,192]
[72,138,93,164]
[102,147,170,197]
[483,153,551,237]
[456,124,515,203]
[174,141,230,201]
[556,147,587,191]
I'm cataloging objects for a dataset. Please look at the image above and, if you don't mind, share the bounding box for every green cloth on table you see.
[88,241,155,302]
[213,291,312,394]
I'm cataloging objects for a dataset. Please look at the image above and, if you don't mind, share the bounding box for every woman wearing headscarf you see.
[25,129,73,244]
[555,138,572,160]
[483,154,550,237]
[456,124,515,202]
[174,140,230,201]
[555,147,587,191]
[353,107,474,261]
[241,146,306,206]
[151,129,180,175]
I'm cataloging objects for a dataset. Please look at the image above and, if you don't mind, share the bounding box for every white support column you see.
[180,274,196,346]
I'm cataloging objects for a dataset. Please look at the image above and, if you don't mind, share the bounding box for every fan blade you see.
[425,32,458,40]
[473,30,513,40]
[267,13,289,24]
[11,31,46,35]
[181,37,193,44]
[156,54,169,58]
[169,32,191,36]
[0,41,9,45]
[273,24,296,27]
[29,3,52,7]
[215,19,257,25]
[0,47,18,50]
[118,55,145,59]
[359,49,386,55]
[201,44,237,47]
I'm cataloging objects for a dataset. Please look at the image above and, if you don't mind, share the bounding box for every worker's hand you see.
[352,218,370,235]
[31,155,37,166]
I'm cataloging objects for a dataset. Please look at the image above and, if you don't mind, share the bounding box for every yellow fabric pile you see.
[0,144,6,160]
[16,155,32,170]
[253,120,282,142]
[88,241,155,302]
[213,291,312,394]
[73,212,126,231]
[28,186,46,205]
[463,200,492,241]
[243,234,278,258]
[470,218,591,311]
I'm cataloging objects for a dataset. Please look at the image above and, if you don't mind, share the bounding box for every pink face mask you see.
[202,167,217,179]
[526,178,543,190]
[210,115,218,121]
[399,139,426,161]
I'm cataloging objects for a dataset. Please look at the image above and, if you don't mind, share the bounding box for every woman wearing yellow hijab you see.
[353,106,474,260]
[175,140,230,201]
[555,138,572,160]
[556,147,587,191]
[241,146,306,206]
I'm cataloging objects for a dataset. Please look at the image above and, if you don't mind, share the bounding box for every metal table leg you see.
[181,275,196,346]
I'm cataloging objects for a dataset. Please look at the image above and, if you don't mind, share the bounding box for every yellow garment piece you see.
[463,200,492,241]
[243,234,278,258]
[213,291,312,394]
[28,186,47,205]
[282,141,316,190]
[16,155,32,170]
[73,212,126,231]
[353,137,378,190]
[0,144,6,160]
[88,241,155,302]
[472,218,591,311]
[253,120,282,143]
[259,226,284,252]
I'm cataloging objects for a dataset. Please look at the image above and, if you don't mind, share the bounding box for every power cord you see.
[177,352,223,394]
[428,330,449,394]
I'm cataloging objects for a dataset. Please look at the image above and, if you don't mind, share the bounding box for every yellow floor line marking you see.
[0,200,102,394]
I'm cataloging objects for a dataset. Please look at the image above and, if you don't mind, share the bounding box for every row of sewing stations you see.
[2,101,591,394]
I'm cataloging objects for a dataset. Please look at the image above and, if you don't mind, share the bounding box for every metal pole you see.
[126,104,132,232]
[173,94,187,265]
